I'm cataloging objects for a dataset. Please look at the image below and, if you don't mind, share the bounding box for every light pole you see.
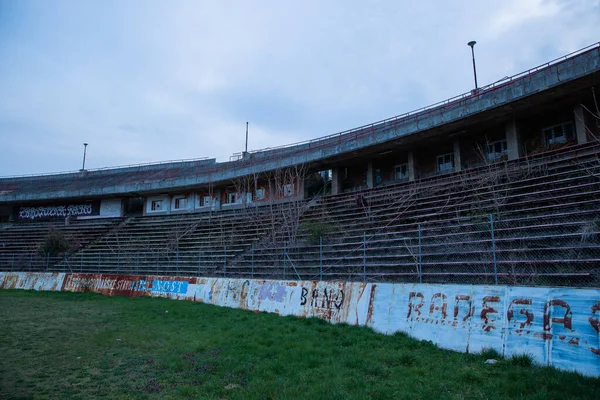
[82,143,88,171]
[467,40,478,90]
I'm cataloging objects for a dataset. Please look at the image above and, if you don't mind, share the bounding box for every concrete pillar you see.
[505,118,521,160]
[297,177,305,200]
[213,187,222,211]
[331,168,341,195]
[268,180,276,202]
[453,139,462,172]
[408,152,416,181]
[366,161,374,189]
[574,105,587,144]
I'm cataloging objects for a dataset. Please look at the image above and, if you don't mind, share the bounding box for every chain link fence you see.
[2,211,598,287]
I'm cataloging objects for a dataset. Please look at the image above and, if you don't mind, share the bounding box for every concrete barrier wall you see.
[1,272,598,377]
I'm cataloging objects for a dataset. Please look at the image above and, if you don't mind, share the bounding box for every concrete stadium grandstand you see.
[2,42,600,287]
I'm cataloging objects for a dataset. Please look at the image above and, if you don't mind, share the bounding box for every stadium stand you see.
[1,43,599,287]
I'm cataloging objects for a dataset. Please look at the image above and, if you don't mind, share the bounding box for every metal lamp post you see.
[467,41,478,90]
[82,143,88,171]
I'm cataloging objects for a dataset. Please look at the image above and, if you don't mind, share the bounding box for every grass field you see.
[1,290,598,400]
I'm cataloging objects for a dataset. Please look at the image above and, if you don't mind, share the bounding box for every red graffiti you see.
[407,292,425,319]
[429,293,448,320]
[453,295,474,323]
[507,298,534,335]
[481,296,500,332]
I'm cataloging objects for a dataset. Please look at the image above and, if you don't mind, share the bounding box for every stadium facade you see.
[1,43,599,221]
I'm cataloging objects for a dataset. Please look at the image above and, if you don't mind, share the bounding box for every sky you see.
[0,0,599,176]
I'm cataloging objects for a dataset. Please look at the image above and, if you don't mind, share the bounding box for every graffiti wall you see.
[1,272,598,377]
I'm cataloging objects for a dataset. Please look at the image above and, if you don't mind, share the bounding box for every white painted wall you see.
[2,272,599,377]
[99,199,122,218]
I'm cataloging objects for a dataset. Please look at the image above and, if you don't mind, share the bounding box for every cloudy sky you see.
[0,0,599,176]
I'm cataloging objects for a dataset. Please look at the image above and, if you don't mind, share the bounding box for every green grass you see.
[1,290,598,399]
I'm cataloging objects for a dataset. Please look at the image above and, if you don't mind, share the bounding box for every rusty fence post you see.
[283,242,287,280]
[223,246,227,278]
[197,250,201,277]
[363,232,367,282]
[418,224,422,284]
[319,236,323,281]
[490,213,498,285]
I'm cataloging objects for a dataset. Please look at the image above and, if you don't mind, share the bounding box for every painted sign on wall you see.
[17,203,99,220]
[1,272,598,377]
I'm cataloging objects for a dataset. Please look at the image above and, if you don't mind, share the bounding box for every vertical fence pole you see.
[223,246,227,278]
[490,213,498,285]
[283,242,287,280]
[319,236,323,281]
[251,243,255,279]
[198,251,201,277]
[46,253,49,272]
[11,254,14,272]
[80,250,84,272]
[418,224,422,284]
[29,253,32,270]
[136,252,139,275]
[363,232,367,282]
[98,252,100,273]
[176,249,179,274]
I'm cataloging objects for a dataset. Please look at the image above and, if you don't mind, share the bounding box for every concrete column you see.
[366,161,374,189]
[213,187,222,211]
[408,152,416,181]
[331,168,341,195]
[297,177,305,200]
[453,139,462,172]
[574,105,587,144]
[268,180,276,202]
[505,118,521,160]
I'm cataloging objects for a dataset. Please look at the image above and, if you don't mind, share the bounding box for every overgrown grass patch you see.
[1,290,598,399]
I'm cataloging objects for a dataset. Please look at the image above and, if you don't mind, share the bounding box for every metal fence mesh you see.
[2,211,598,287]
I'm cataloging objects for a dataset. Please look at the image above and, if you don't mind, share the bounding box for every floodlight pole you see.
[82,143,88,171]
[245,122,249,154]
[467,41,478,90]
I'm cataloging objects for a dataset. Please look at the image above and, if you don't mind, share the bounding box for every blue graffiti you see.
[130,279,188,294]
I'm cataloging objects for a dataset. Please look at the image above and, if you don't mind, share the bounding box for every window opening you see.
[394,164,408,180]
[436,153,454,172]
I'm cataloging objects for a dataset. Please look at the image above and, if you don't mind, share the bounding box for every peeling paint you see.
[1,272,599,377]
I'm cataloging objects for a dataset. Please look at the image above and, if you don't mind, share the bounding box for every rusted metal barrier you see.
[1,271,598,377]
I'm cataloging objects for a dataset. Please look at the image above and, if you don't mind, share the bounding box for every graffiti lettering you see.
[534,300,573,340]
[481,296,500,332]
[19,204,93,220]
[259,282,287,302]
[300,287,308,306]
[301,286,344,310]
[429,293,448,320]
[407,292,425,320]
[453,295,474,327]
[507,298,534,334]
